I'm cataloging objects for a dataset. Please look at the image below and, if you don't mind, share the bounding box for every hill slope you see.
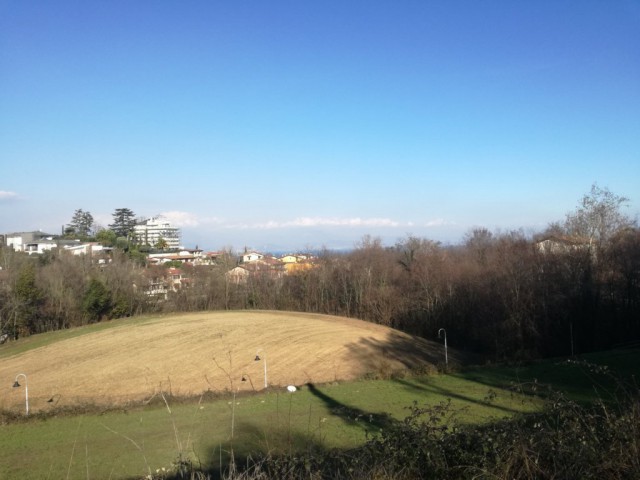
[1,311,459,411]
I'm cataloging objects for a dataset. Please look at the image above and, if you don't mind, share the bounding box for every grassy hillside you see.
[2,311,635,479]
[1,347,636,479]
[0,310,462,411]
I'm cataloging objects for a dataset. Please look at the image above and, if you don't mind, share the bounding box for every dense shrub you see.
[82,278,112,322]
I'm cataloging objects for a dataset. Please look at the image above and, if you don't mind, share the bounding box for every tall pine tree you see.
[66,208,94,238]
[109,208,137,239]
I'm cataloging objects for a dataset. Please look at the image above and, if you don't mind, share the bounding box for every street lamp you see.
[240,373,256,391]
[13,373,29,415]
[255,349,268,389]
[438,328,448,367]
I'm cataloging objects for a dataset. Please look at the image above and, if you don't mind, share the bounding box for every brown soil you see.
[0,311,458,411]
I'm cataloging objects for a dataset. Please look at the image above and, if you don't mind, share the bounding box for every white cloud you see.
[157,211,202,227]
[210,216,457,231]
[173,214,456,239]
[293,217,402,227]
[423,218,455,227]
[247,217,403,229]
[179,214,463,250]
[0,191,18,201]
[248,217,458,230]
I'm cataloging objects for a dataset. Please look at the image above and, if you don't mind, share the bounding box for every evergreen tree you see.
[14,263,43,335]
[82,278,112,322]
[109,208,137,239]
[66,208,94,238]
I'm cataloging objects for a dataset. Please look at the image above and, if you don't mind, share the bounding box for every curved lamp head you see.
[12,381,20,388]
[254,355,261,361]
[241,376,247,382]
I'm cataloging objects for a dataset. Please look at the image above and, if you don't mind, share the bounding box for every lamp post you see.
[13,373,29,415]
[255,349,268,389]
[438,328,448,367]
[240,373,256,391]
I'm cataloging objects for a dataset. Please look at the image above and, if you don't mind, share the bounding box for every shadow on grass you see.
[306,382,395,434]
[170,383,399,479]
[189,420,332,480]
[349,330,638,407]
[451,350,640,405]
[390,376,527,416]
[345,330,482,375]
[92,341,640,480]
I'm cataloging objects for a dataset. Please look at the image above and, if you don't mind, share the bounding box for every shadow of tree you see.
[166,377,522,480]
[391,376,526,415]
[164,383,399,479]
[305,382,396,434]
[160,343,639,480]
[346,330,480,374]
[449,355,636,405]
[186,419,332,479]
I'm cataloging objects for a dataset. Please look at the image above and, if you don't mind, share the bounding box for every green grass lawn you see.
[4,348,637,480]
[456,348,640,404]
[0,373,540,479]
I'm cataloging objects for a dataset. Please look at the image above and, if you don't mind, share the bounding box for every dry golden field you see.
[1,310,456,411]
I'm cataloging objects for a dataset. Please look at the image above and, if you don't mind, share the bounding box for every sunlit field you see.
[1,311,636,479]
[0,310,463,410]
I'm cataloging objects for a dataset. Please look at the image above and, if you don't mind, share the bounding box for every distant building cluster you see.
[2,230,112,258]
[1,224,317,300]
[2,216,182,256]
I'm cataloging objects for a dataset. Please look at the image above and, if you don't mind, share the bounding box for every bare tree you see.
[565,184,633,252]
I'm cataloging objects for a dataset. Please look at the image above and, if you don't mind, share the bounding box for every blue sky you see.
[1,1,639,252]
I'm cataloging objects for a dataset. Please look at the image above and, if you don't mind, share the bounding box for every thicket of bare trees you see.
[1,186,638,361]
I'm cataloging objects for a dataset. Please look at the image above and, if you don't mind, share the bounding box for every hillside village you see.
[1,227,316,301]
[0,221,596,303]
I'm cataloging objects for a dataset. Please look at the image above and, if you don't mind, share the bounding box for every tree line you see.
[1,185,638,361]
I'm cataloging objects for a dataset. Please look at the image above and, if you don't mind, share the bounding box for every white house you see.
[241,251,264,263]
[147,248,216,266]
[62,242,110,256]
[4,231,58,255]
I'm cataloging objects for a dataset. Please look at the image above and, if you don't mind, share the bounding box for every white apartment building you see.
[4,231,57,254]
[134,217,181,249]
